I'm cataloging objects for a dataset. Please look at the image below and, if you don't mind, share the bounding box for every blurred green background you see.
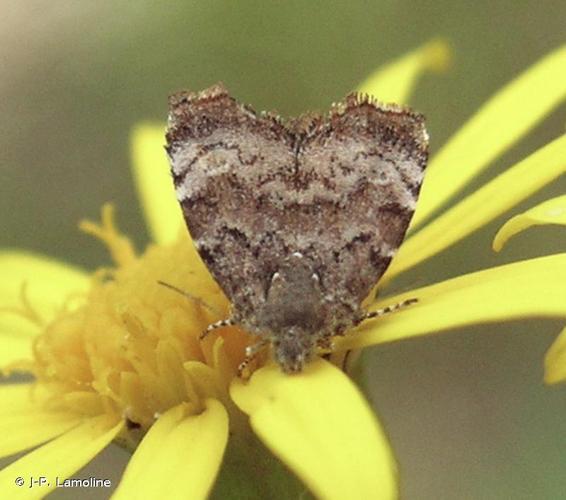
[1,1,565,498]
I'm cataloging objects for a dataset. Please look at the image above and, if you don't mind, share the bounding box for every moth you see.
[165,83,428,373]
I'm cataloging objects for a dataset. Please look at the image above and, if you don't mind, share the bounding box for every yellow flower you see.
[494,195,566,386]
[1,39,565,499]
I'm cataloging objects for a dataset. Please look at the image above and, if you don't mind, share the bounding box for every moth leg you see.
[238,338,269,379]
[316,336,335,354]
[200,318,236,340]
[356,298,418,325]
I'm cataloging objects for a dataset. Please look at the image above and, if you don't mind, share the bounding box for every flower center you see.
[9,206,251,437]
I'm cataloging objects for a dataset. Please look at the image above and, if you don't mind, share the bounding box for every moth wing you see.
[295,95,428,316]
[165,84,296,322]
[166,86,428,332]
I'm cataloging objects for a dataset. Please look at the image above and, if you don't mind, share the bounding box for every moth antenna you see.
[157,280,222,316]
[200,318,236,340]
[357,298,418,325]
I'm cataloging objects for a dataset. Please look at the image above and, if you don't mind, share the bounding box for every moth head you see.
[272,326,316,374]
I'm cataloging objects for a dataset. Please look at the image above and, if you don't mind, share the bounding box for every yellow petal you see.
[385,134,566,282]
[130,124,184,245]
[413,44,566,227]
[230,360,397,500]
[0,384,43,415]
[0,415,122,499]
[113,399,228,500]
[0,315,36,367]
[0,385,83,458]
[340,253,566,350]
[357,38,451,104]
[493,195,566,252]
[544,327,566,384]
[0,410,81,460]
[0,251,88,319]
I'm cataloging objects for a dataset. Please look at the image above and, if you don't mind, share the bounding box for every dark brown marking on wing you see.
[167,83,428,338]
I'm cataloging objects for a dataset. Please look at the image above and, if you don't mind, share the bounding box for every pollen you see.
[14,205,250,440]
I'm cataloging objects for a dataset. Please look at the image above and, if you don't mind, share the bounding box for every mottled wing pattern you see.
[166,84,428,334]
[295,95,428,322]
[166,84,296,323]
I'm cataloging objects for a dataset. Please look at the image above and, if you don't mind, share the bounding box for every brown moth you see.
[165,83,428,373]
